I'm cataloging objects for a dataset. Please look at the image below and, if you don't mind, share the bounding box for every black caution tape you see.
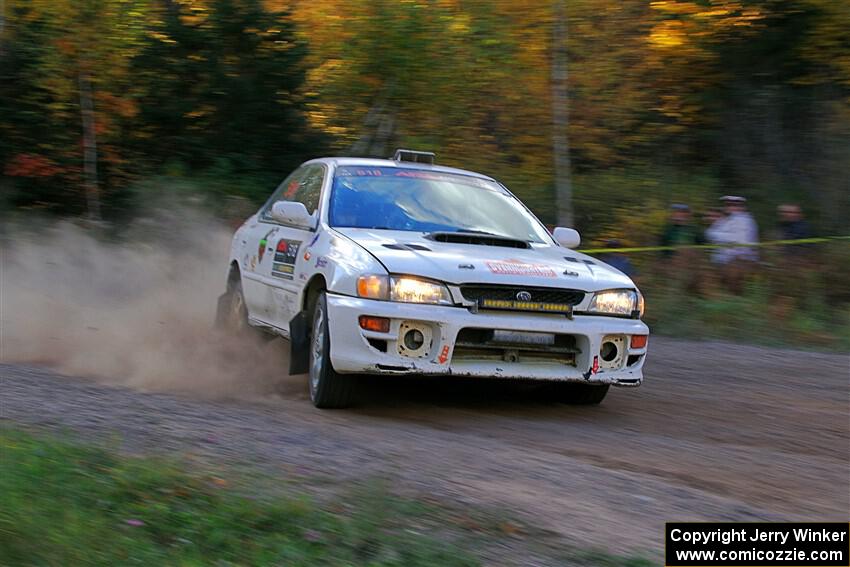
[578,235,850,255]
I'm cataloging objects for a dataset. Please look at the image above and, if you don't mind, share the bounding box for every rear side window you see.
[261,164,326,221]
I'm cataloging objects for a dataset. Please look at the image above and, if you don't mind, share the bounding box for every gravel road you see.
[2,337,848,559]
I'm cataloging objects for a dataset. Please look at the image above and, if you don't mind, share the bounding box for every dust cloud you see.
[0,210,301,400]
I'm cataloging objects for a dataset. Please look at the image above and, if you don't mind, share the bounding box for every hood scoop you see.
[382,243,432,251]
[565,256,595,265]
[425,232,530,249]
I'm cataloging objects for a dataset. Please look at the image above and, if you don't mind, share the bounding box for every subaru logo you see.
[516,291,532,301]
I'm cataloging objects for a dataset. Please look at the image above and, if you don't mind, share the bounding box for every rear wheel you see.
[216,270,276,341]
[216,276,250,334]
[551,382,609,405]
[309,291,354,408]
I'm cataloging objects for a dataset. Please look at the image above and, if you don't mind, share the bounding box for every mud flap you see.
[289,311,310,375]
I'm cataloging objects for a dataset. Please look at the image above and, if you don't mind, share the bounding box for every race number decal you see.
[272,239,301,280]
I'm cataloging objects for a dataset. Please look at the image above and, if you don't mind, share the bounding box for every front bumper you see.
[325,293,649,386]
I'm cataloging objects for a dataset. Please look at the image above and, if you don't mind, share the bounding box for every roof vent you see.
[392,149,436,165]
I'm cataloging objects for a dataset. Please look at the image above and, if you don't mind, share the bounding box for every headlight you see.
[588,289,642,317]
[390,276,452,304]
[356,275,452,305]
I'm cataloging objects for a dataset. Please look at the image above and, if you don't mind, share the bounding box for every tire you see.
[216,273,276,341]
[551,382,609,405]
[308,291,354,409]
[216,276,251,334]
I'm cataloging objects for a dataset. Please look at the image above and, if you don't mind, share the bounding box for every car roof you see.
[302,157,498,182]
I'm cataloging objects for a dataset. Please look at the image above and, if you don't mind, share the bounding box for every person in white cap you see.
[705,196,759,265]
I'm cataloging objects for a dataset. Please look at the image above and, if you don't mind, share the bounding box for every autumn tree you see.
[1,0,150,217]
[127,0,319,178]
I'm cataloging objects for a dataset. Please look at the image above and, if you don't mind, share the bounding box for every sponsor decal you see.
[335,166,493,189]
[592,355,599,374]
[258,228,278,262]
[272,238,300,280]
[437,345,450,364]
[303,251,311,261]
[249,255,257,271]
[486,259,557,278]
[315,256,328,268]
[563,269,579,277]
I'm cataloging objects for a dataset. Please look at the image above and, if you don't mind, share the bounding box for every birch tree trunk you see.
[79,71,101,221]
[551,1,573,227]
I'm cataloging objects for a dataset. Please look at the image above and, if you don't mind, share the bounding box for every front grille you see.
[460,285,585,307]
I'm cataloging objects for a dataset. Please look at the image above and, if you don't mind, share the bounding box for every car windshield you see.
[328,166,552,243]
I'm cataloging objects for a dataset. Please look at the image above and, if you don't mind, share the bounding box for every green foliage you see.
[126,0,323,175]
[0,428,479,566]
[0,0,325,216]
[2,0,850,228]
[572,166,721,242]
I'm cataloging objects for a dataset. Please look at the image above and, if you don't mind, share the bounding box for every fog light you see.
[598,334,626,370]
[630,335,648,349]
[397,321,433,359]
[359,315,390,333]
[600,341,619,362]
[403,329,425,350]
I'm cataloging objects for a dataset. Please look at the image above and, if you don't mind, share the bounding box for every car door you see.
[253,163,326,332]
[237,212,275,325]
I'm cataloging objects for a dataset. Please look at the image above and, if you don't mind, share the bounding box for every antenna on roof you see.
[391,149,436,165]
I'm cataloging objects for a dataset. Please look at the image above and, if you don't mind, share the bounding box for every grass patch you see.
[0,428,479,566]
[0,426,661,566]
[644,280,850,351]
[634,246,850,351]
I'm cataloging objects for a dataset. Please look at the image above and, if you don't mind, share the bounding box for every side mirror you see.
[270,201,315,229]
[553,227,581,248]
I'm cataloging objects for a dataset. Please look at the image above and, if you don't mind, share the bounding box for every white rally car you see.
[218,150,648,408]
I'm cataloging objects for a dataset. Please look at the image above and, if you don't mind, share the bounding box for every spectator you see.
[705,196,759,265]
[777,204,814,258]
[598,239,637,278]
[660,203,704,258]
[702,207,723,230]
[777,204,812,241]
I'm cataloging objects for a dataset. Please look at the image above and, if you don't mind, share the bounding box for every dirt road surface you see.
[2,338,848,560]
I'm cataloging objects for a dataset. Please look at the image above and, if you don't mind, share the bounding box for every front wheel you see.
[309,292,354,408]
[550,382,609,405]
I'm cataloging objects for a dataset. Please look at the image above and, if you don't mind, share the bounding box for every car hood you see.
[333,228,635,292]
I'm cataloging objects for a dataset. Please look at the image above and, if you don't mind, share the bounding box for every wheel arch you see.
[302,274,328,317]
[289,274,328,375]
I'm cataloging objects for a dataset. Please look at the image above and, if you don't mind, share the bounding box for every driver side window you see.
[261,164,326,222]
